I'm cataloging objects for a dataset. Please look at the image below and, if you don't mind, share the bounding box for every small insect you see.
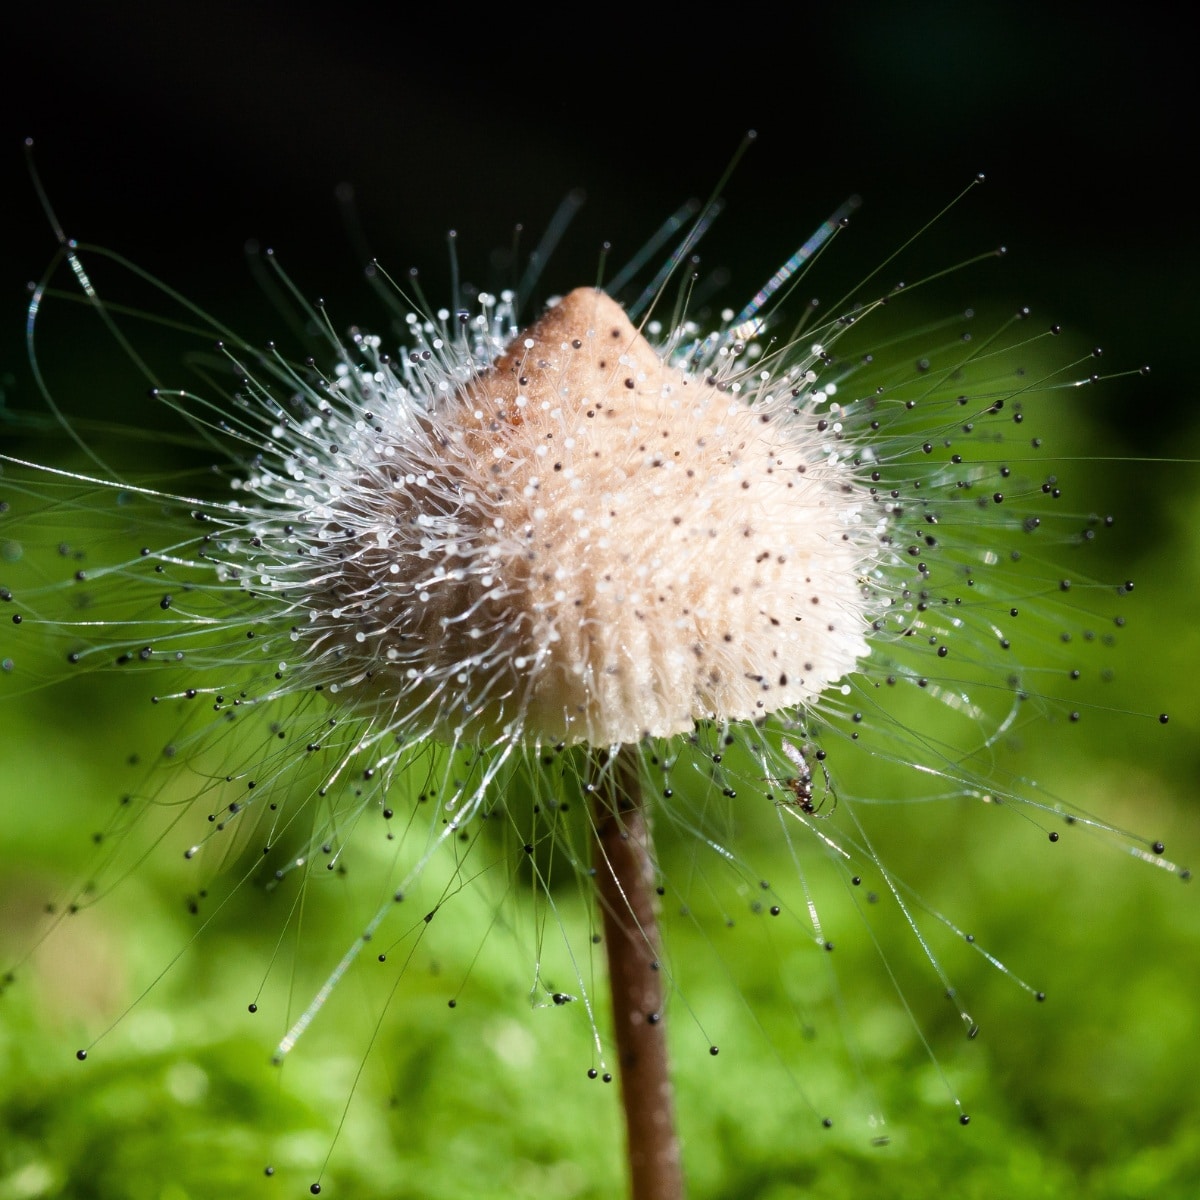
[777,740,837,816]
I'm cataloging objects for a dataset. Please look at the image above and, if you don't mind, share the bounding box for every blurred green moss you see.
[2,252,1198,1200]
[2,450,1197,1200]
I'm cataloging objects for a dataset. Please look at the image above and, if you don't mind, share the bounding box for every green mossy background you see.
[1,569,1197,1200]
[2,4,1198,1197]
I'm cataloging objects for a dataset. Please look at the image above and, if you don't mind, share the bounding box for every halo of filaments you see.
[2,256,1152,790]
[1,206,1184,1105]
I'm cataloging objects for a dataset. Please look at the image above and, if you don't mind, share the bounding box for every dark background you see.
[1,2,1196,456]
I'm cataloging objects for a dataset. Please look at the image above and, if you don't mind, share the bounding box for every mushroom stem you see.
[592,744,685,1200]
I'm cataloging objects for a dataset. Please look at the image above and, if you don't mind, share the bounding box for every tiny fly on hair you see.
[776,740,837,816]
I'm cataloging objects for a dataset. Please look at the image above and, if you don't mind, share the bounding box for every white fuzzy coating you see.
[259,288,880,747]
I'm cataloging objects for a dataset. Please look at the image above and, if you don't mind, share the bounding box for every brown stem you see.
[592,744,684,1200]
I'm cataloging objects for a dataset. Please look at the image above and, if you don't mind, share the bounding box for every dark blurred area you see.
[1,2,1195,454]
